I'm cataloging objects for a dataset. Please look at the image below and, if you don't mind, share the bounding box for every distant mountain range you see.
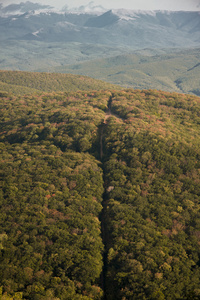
[0,2,199,94]
[0,6,199,48]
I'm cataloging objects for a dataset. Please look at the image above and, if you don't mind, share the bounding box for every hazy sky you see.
[1,0,200,11]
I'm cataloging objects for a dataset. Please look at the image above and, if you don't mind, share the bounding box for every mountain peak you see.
[84,9,120,27]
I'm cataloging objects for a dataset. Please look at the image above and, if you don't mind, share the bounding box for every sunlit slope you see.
[1,89,200,299]
[101,89,200,299]
[0,70,120,95]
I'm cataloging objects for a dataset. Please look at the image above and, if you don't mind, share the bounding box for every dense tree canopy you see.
[0,87,200,299]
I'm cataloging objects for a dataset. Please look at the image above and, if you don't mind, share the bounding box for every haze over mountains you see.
[54,48,200,96]
[0,1,199,94]
[1,4,200,47]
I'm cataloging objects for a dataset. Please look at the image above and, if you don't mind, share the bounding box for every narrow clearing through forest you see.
[99,95,124,299]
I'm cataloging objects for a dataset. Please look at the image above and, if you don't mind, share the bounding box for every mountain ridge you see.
[0,7,199,50]
[0,70,121,95]
[0,3,199,96]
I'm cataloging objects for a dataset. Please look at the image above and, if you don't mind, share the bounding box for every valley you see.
[55,48,200,96]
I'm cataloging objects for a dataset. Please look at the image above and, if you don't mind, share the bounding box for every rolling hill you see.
[1,71,200,298]
[52,47,200,96]
[0,70,120,95]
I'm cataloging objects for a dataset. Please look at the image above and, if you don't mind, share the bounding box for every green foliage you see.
[1,86,200,299]
[0,71,120,96]
[102,89,200,299]
[0,143,104,299]
[0,90,110,299]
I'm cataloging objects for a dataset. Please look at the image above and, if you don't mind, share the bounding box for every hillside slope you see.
[1,87,200,299]
[52,48,200,96]
[0,70,120,95]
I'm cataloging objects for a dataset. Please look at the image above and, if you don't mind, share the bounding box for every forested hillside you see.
[0,71,120,95]
[1,87,200,299]
[102,90,200,299]
[53,48,200,96]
